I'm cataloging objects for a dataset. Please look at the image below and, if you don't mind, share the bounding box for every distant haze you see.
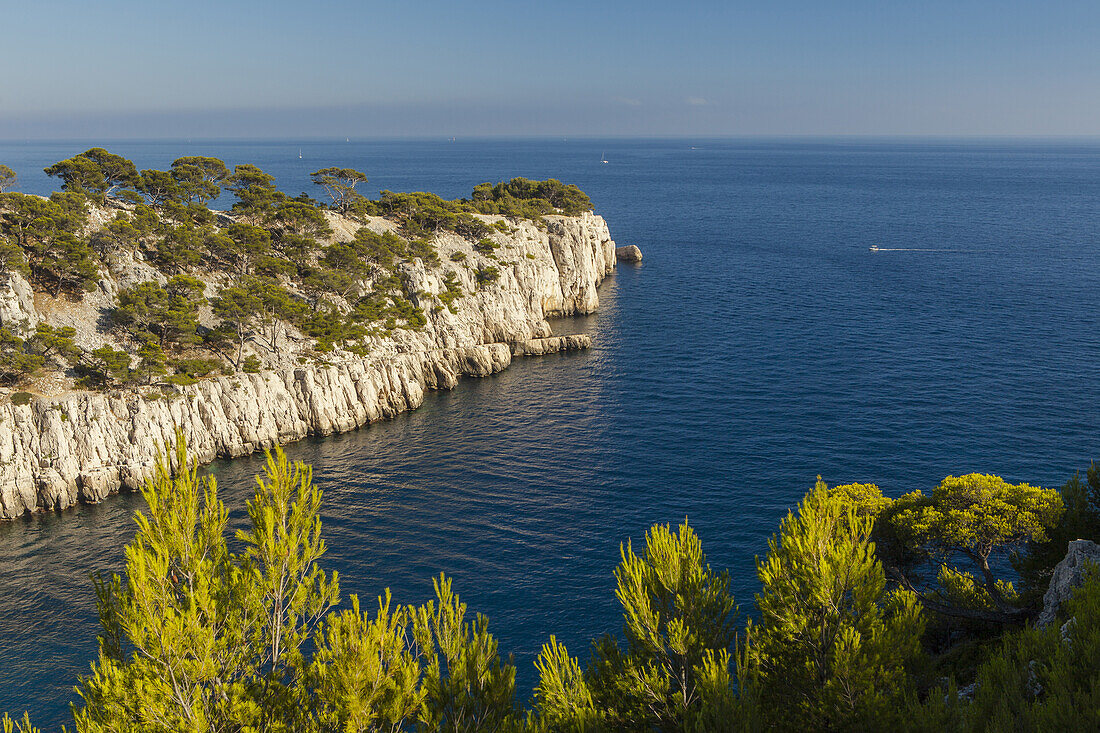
[4,0,1100,139]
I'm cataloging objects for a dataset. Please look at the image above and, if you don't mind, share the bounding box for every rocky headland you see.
[0,201,620,519]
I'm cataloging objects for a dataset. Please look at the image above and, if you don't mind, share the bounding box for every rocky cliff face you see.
[0,212,616,519]
[1038,539,1100,627]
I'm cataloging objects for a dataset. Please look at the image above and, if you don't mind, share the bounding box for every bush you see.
[475,265,499,288]
[10,391,32,406]
[438,272,464,314]
[170,357,223,380]
[0,328,44,386]
[474,238,499,255]
[449,251,467,262]
[242,355,262,373]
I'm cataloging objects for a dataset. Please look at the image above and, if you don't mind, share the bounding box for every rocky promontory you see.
[0,204,618,519]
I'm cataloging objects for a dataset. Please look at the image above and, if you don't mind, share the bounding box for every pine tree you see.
[534,521,742,732]
[71,436,339,731]
[748,478,925,731]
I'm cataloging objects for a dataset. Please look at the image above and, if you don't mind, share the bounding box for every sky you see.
[2,0,1099,139]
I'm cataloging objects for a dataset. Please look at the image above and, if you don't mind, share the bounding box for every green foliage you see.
[115,275,205,349]
[1014,469,1100,605]
[532,636,598,732]
[748,478,925,730]
[242,355,262,373]
[299,307,366,353]
[413,573,521,731]
[885,474,1064,618]
[474,238,500,255]
[77,346,133,388]
[0,234,29,277]
[210,284,264,367]
[470,178,593,218]
[308,591,424,729]
[44,148,139,198]
[169,156,230,205]
[438,272,464,313]
[26,323,80,366]
[450,250,467,262]
[71,438,338,731]
[310,167,368,214]
[827,481,891,518]
[91,207,157,255]
[475,264,500,288]
[0,191,97,296]
[135,342,167,384]
[0,328,44,386]
[1,712,39,733]
[137,169,181,206]
[0,165,16,194]
[273,200,332,241]
[170,357,224,384]
[227,164,284,221]
[250,276,307,352]
[150,223,212,272]
[58,437,529,731]
[351,226,436,269]
[534,521,740,731]
[910,566,1100,731]
[223,222,273,275]
[9,391,33,406]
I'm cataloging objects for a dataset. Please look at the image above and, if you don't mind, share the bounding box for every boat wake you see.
[869,246,984,253]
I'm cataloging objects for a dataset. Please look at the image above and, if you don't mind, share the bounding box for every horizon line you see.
[5,133,1100,144]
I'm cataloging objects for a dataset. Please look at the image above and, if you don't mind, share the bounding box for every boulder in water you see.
[615,245,643,263]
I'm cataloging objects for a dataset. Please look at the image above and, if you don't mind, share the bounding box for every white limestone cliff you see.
[0,212,617,519]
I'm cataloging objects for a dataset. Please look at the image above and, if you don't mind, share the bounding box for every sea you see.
[2,138,1100,727]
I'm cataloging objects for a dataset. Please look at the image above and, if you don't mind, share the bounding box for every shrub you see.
[0,328,44,386]
[474,265,499,288]
[474,238,499,255]
[170,357,223,380]
[242,355,262,373]
[10,391,32,406]
[449,251,467,262]
[438,272,464,314]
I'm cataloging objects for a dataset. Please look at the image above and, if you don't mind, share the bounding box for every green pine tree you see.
[747,478,925,731]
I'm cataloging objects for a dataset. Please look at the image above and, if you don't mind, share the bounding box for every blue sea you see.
[3,138,1100,727]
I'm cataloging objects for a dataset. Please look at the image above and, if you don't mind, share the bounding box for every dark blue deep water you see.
[3,139,1100,727]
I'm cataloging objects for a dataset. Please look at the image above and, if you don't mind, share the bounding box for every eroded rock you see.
[615,245,643,263]
[1038,539,1100,627]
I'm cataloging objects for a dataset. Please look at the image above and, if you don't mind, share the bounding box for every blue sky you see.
[3,0,1099,138]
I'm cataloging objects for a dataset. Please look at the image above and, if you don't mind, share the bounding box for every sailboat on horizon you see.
[600,151,609,164]
[298,149,302,159]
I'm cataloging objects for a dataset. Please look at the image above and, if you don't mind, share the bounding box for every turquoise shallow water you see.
[3,139,1100,726]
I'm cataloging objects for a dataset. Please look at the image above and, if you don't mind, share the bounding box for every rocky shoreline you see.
[0,212,621,519]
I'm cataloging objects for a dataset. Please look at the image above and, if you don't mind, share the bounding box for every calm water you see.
[3,139,1100,727]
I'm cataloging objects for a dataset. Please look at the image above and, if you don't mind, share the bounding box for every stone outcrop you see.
[0,212,618,519]
[511,335,591,356]
[615,245,643,263]
[0,271,38,336]
[1038,539,1100,627]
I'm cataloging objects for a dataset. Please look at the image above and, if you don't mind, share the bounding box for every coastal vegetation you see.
[4,435,1100,731]
[0,149,592,393]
